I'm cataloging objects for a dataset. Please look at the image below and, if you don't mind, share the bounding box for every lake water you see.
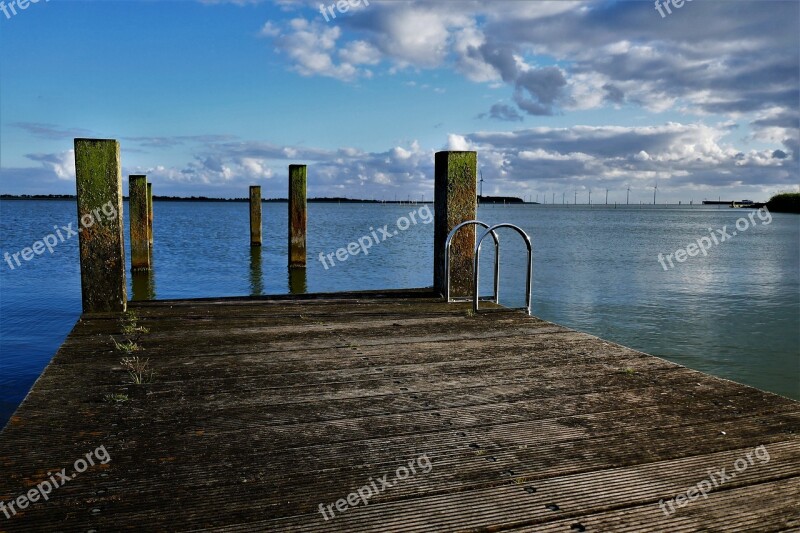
[1,200,798,428]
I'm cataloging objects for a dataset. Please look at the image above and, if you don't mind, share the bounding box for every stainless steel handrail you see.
[444,220,499,303]
[473,223,532,315]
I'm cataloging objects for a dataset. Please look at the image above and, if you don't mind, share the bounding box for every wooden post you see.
[250,186,262,247]
[288,165,307,268]
[74,139,127,313]
[129,175,150,271]
[147,182,154,245]
[433,151,477,297]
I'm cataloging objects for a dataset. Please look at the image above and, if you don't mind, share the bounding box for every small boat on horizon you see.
[702,199,766,208]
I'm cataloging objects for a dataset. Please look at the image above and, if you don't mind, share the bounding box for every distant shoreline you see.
[0,194,413,203]
[0,194,526,204]
[4,194,784,208]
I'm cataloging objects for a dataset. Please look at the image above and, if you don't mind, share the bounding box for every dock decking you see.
[1,291,798,531]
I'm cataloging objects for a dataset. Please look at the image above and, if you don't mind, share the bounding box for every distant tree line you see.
[767,192,800,213]
[1,193,524,204]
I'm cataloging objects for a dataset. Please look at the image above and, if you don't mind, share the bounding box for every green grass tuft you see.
[104,393,130,404]
[111,337,141,354]
[121,356,155,384]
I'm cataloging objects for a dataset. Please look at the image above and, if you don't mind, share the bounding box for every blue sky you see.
[0,0,797,202]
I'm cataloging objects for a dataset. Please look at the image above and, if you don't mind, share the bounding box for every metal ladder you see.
[444,221,532,315]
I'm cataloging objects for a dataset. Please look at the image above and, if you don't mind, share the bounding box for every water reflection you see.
[131,269,156,301]
[250,247,264,296]
[288,267,307,294]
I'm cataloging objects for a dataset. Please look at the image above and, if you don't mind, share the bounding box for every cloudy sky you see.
[1,0,798,203]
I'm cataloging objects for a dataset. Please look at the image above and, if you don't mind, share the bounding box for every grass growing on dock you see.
[111,337,141,354]
[120,310,149,336]
[121,322,149,336]
[121,356,155,385]
[103,393,130,404]
[113,309,154,384]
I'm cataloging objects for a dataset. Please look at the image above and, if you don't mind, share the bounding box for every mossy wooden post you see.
[434,151,477,298]
[250,186,262,247]
[129,175,150,271]
[288,165,307,268]
[74,139,127,313]
[147,182,154,245]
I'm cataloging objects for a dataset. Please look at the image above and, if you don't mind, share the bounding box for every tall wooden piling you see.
[433,151,477,297]
[74,139,127,313]
[250,186,262,247]
[129,175,150,271]
[288,165,307,268]
[147,182,154,245]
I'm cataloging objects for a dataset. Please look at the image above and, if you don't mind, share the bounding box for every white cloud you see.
[6,120,795,200]
[264,18,365,80]
[339,40,381,66]
[25,150,76,180]
[256,0,797,138]
[446,134,472,151]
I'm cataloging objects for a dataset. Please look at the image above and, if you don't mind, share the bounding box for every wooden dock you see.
[1,290,798,532]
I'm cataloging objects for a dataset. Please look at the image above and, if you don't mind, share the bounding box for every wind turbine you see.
[588,189,592,205]
[605,188,609,205]
[574,190,577,205]
[627,186,631,205]
[653,182,658,205]
[479,170,484,203]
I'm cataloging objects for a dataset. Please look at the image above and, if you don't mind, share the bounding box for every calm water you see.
[1,200,798,428]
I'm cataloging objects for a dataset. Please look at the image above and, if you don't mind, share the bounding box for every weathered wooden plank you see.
[510,476,800,533]
[0,292,797,532]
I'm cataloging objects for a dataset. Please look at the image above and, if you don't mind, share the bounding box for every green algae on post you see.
[434,151,477,298]
[74,138,127,313]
